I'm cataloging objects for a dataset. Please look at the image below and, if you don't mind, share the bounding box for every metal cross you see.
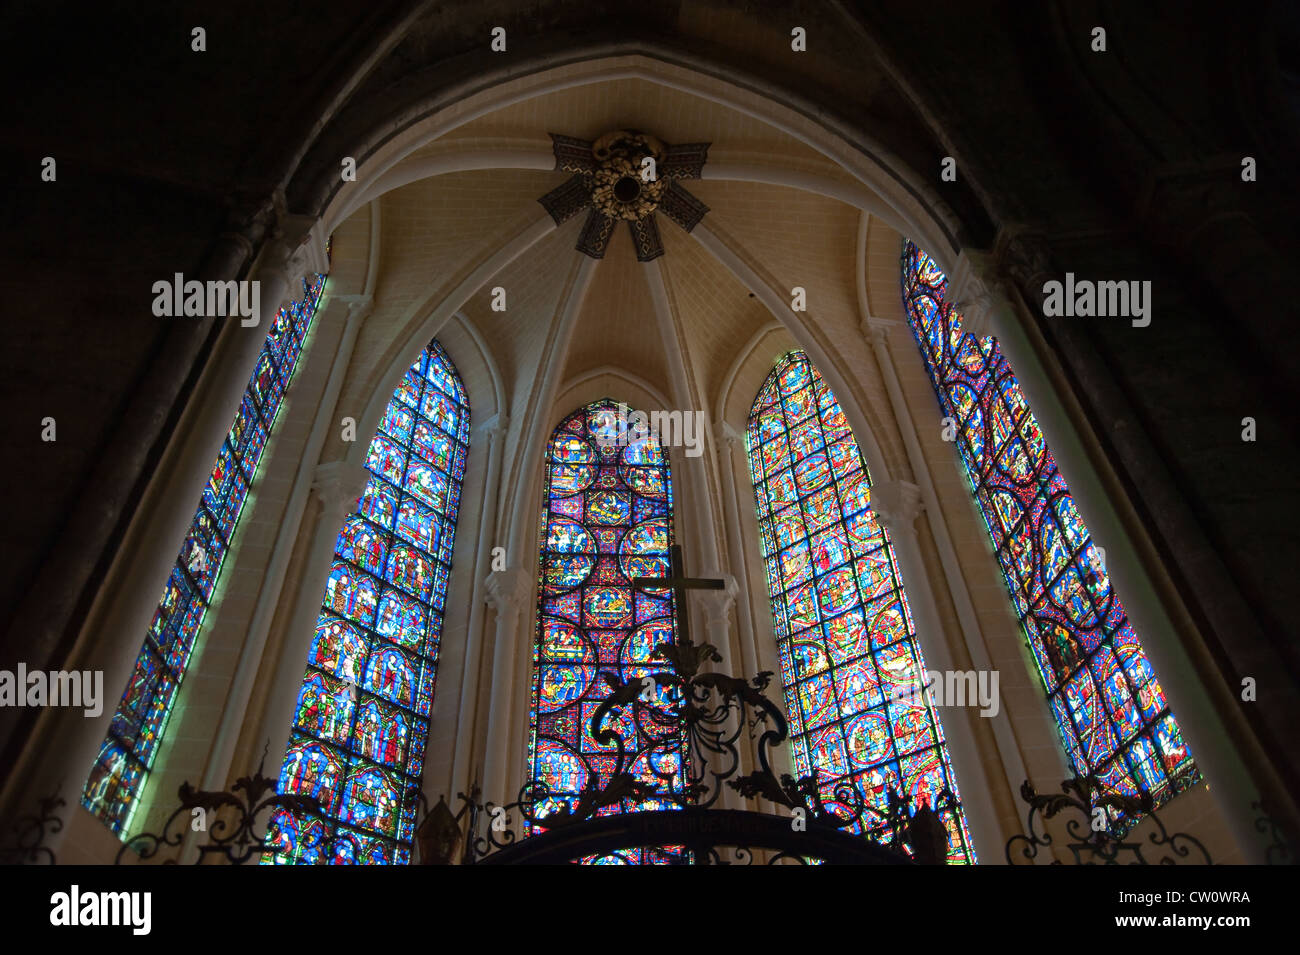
[631,544,724,645]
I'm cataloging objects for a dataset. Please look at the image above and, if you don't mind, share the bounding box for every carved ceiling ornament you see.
[590,130,668,221]
[539,129,711,262]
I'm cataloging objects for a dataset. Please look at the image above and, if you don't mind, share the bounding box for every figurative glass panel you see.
[528,400,686,865]
[265,340,469,864]
[746,351,974,863]
[83,275,327,835]
[900,240,1198,823]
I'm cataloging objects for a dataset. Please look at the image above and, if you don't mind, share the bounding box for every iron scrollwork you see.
[1252,800,1295,865]
[0,792,65,865]
[457,635,948,864]
[1,638,953,866]
[1006,776,1212,865]
[116,754,322,865]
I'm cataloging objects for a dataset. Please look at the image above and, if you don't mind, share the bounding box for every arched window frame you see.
[528,399,686,865]
[745,351,975,864]
[266,338,470,865]
[899,240,1199,826]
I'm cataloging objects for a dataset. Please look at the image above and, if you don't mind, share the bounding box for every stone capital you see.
[860,314,902,351]
[713,420,745,454]
[474,413,509,444]
[991,223,1055,295]
[300,217,332,277]
[946,248,1008,339]
[871,479,924,533]
[484,567,534,615]
[312,460,368,520]
[255,213,323,292]
[695,573,739,629]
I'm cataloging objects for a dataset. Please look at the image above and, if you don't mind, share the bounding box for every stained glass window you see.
[745,352,975,863]
[82,275,328,835]
[900,240,1198,823]
[528,400,687,865]
[264,340,470,865]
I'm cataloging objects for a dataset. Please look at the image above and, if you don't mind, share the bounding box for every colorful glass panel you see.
[528,400,686,864]
[83,275,327,835]
[900,240,1198,824]
[265,340,470,864]
[746,351,975,864]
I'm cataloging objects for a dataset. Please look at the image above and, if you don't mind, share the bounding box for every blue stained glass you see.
[746,351,975,864]
[83,274,328,836]
[900,240,1199,826]
[266,339,469,865]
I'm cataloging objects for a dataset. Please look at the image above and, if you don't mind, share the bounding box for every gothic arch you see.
[13,22,1275,865]
[711,317,1022,857]
[557,368,674,417]
[303,53,965,264]
[252,313,507,816]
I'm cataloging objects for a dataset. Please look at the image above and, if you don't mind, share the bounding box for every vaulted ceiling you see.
[6,0,1299,817]
[321,71,898,460]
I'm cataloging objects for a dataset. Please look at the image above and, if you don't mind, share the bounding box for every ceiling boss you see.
[590,130,668,221]
[538,128,711,261]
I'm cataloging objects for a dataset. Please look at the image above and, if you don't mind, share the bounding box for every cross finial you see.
[631,544,724,645]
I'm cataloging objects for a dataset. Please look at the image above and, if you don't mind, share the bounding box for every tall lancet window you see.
[528,400,685,865]
[266,340,469,865]
[746,352,974,863]
[900,241,1198,823]
[82,274,327,835]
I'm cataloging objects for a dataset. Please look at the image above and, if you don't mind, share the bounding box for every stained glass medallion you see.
[899,240,1198,825]
[528,400,688,865]
[263,339,470,865]
[82,274,327,836]
[745,351,975,864]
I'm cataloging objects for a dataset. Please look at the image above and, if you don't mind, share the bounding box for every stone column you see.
[200,296,371,796]
[447,417,509,798]
[479,567,535,809]
[0,223,250,695]
[862,312,1030,854]
[257,459,369,781]
[948,251,1270,861]
[694,577,749,810]
[712,420,793,808]
[870,478,1004,860]
[713,423,763,681]
[696,575,737,662]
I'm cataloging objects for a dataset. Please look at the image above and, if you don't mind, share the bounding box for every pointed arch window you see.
[265,340,470,865]
[82,274,328,835]
[900,241,1198,823]
[528,400,686,865]
[745,352,975,863]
